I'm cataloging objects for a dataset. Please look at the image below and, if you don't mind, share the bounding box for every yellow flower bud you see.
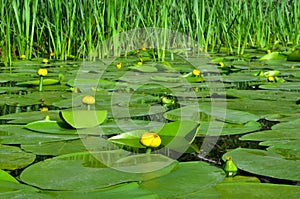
[37,68,48,76]
[50,52,55,57]
[267,76,275,82]
[82,95,96,105]
[140,132,161,148]
[40,107,48,112]
[138,61,143,65]
[116,62,122,69]
[20,55,26,59]
[219,62,225,67]
[42,59,49,64]
[192,69,201,76]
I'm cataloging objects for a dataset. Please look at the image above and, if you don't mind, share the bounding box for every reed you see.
[0,0,299,65]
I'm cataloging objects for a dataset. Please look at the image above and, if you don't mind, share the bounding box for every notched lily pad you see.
[0,145,36,170]
[59,110,107,128]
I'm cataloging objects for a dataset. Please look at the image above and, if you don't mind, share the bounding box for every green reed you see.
[0,0,299,65]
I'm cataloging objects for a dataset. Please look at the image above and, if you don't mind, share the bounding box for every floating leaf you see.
[60,110,107,128]
[25,120,77,134]
[0,145,36,170]
[213,183,300,199]
[141,161,225,199]
[17,79,60,86]
[287,49,300,61]
[20,152,175,190]
[129,64,158,72]
[21,139,87,156]
[260,52,286,60]
[197,121,261,136]
[0,169,19,183]
[0,125,78,145]
[222,148,300,181]
[240,129,300,142]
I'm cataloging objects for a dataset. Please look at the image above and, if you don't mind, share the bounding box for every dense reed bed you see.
[0,0,299,64]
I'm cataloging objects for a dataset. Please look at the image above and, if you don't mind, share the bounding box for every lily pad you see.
[0,125,78,144]
[25,120,77,134]
[129,64,158,72]
[287,49,300,61]
[260,52,287,60]
[0,145,36,170]
[213,182,300,199]
[0,180,158,199]
[59,110,107,128]
[239,128,300,141]
[164,104,260,124]
[141,161,225,199]
[20,152,176,190]
[17,79,60,86]
[0,169,19,183]
[21,139,87,156]
[222,148,300,181]
[197,121,261,136]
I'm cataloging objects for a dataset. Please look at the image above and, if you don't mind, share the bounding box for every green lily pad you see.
[0,110,61,124]
[271,118,300,130]
[59,110,107,128]
[164,104,260,124]
[17,79,60,86]
[240,129,300,141]
[260,52,287,60]
[21,139,87,156]
[20,152,176,190]
[141,161,225,199]
[0,180,158,199]
[222,148,300,181]
[25,120,77,134]
[259,82,300,91]
[0,169,19,183]
[0,125,78,144]
[0,145,36,170]
[287,49,300,61]
[197,121,261,136]
[213,182,300,199]
[267,144,300,160]
[129,64,158,72]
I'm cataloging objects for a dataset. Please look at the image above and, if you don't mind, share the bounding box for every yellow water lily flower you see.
[37,68,48,76]
[20,55,26,59]
[141,47,147,51]
[40,107,48,112]
[42,59,49,64]
[267,49,271,54]
[138,61,143,65]
[192,69,201,76]
[267,76,275,82]
[82,95,95,105]
[140,132,161,148]
[219,62,225,67]
[50,52,55,57]
[116,62,122,69]
[82,95,95,110]
[44,115,50,120]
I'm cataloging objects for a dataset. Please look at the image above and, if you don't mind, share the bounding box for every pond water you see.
[0,48,300,198]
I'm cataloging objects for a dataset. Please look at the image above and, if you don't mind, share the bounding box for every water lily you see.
[192,69,201,76]
[37,68,48,92]
[82,95,95,110]
[20,55,26,59]
[161,96,175,105]
[116,62,122,69]
[138,61,143,65]
[42,59,49,64]
[140,132,161,153]
[224,156,238,177]
[219,62,225,68]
